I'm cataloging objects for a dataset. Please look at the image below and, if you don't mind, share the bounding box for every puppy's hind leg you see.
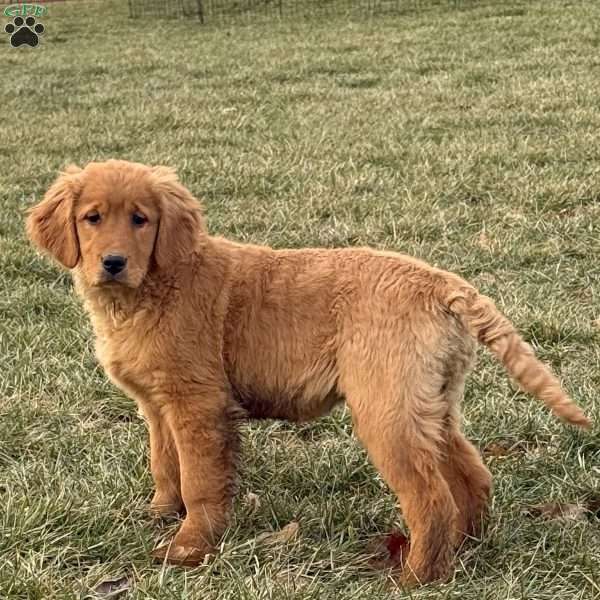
[340,368,460,585]
[440,429,491,540]
[438,346,492,540]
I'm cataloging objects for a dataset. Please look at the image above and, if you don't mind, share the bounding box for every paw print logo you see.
[4,16,44,48]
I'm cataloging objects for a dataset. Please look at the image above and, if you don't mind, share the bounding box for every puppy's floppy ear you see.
[151,166,206,269]
[26,165,82,269]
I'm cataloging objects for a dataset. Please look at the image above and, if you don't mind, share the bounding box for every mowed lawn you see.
[2,0,600,597]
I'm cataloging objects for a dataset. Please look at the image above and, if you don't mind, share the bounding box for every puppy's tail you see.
[443,279,591,429]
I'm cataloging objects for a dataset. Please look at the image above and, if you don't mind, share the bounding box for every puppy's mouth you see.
[94,270,145,290]
[96,271,130,287]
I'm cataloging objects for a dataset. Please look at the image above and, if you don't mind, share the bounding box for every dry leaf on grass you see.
[92,575,130,598]
[476,231,492,250]
[584,495,600,516]
[525,502,589,522]
[256,521,300,545]
[482,440,528,458]
[367,530,410,569]
[243,492,261,514]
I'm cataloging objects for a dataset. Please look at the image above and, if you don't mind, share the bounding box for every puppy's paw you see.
[151,542,211,567]
[149,494,184,520]
[393,562,452,587]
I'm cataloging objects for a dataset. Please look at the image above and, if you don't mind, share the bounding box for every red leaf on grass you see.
[368,530,410,569]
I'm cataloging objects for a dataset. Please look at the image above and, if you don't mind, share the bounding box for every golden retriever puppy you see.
[27,160,590,584]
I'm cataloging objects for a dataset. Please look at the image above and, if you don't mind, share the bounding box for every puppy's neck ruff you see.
[74,270,154,327]
[73,261,189,332]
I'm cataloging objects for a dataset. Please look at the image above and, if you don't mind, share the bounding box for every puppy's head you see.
[27,160,204,289]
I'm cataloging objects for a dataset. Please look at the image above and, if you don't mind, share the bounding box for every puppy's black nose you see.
[102,254,127,275]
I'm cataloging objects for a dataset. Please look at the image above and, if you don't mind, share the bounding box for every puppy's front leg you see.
[151,389,238,566]
[143,405,183,518]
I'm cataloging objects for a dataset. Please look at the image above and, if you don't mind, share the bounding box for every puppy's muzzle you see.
[102,254,127,276]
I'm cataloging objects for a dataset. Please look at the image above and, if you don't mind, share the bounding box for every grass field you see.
[2,0,600,598]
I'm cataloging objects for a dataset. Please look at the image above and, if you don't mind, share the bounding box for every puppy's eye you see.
[132,212,147,227]
[85,212,101,224]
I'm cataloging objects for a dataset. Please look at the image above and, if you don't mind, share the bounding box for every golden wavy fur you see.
[26,160,590,584]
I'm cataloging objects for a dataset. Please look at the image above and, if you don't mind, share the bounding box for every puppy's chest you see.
[95,325,163,401]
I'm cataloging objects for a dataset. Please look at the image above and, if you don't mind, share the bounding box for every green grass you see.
[2,0,600,597]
